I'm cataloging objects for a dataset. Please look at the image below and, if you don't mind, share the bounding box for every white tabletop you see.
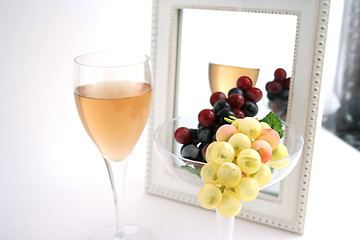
[0,126,359,240]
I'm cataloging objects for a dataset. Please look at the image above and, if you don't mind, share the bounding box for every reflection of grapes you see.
[265,68,290,120]
[174,75,263,163]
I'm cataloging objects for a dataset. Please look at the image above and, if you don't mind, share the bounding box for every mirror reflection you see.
[175,9,297,121]
[174,9,298,196]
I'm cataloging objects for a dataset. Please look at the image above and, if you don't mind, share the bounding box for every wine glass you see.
[154,115,304,240]
[73,51,152,240]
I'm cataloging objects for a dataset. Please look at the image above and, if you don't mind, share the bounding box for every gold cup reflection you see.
[209,63,260,96]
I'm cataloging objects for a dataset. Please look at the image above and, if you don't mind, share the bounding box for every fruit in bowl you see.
[173,110,296,217]
[265,68,291,120]
[154,72,304,220]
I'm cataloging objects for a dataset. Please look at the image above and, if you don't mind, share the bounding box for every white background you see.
[0,0,152,239]
[0,0,357,239]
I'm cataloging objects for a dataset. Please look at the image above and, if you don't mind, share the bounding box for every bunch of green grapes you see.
[198,116,290,217]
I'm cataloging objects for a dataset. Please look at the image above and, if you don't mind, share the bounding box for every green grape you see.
[231,119,241,129]
[217,162,242,187]
[249,163,272,186]
[228,133,251,156]
[198,184,222,209]
[217,190,242,217]
[205,142,218,163]
[234,177,259,202]
[260,122,271,130]
[236,117,261,139]
[266,143,289,169]
[209,142,235,165]
[201,162,220,184]
[237,149,261,175]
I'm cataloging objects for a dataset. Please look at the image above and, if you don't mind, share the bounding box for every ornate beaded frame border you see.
[146,0,330,234]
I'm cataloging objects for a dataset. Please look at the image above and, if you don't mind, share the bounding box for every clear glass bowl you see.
[154,115,304,240]
[154,116,304,191]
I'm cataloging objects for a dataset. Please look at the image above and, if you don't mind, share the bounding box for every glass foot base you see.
[89,224,152,240]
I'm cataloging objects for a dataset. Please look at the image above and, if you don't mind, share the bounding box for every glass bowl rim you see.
[154,115,304,166]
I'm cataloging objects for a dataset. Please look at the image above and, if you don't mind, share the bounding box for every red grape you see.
[210,91,227,106]
[232,108,245,119]
[227,93,245,109]
[245,87,262,103]
[274,68,287,81]
[268,80,283,94]
[174,127,192,144]
[198,109,216,127]
[284,77,291,89]
[236,76,253,92]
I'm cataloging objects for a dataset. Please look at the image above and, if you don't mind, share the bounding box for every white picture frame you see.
[146,0,330,234]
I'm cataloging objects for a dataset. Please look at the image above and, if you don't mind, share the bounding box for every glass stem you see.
[104,156,129,240]
[216,209,234,240]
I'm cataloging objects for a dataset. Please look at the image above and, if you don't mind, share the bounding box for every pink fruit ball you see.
[251,140,272,163]
[257,129,280,150]
[216,124,238,142]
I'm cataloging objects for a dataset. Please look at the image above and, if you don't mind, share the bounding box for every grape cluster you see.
[265,68,290,120]
[198,116,289,217]
[174,76,263,162]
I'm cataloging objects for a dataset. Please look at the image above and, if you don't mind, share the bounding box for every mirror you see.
[175,9,298,197]
[147,0,330,234]
[176,9,297,122]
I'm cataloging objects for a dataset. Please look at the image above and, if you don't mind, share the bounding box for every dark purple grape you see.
[213,100,231,114]
[279,89,289,101]
[242,101,258,117]
[265,82,270,91]
[216,109,235,125]
[228,87,243,97]
[267,92,278,101]
[190,128,199,144]
[181,144,200,160]
[212,131,217,141]
[196,127,213,143]
[199,142,210,161]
